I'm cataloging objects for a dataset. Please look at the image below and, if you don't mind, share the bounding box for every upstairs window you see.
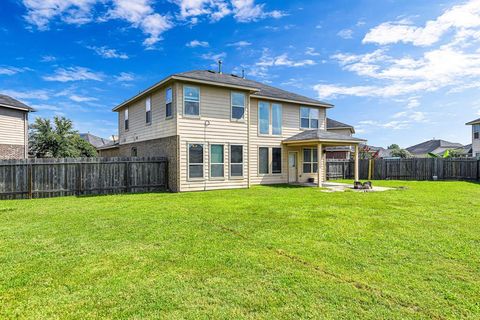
[474,124,480,139]
[184,86,200,116]
[303,148,318,173]
[231,92,246,120]
[258,101,282,135]
[166,87,173,118]
[124,108,129,131]
[300,107,319,129]
[146,96,152,124]
[188,144,204,179]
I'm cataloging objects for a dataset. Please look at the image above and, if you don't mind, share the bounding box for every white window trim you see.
[187,142,205,181]
[300,107,320,130]
[257,146,283,176]
[231,91,246,122]
[229,144,245,179]
[124,108,129,131]
[165,87,173,120]
[183,85,201,118]
[258,101,282,137]
[302,147,318,174]
[146,96,152,125]
[209,143,225,180]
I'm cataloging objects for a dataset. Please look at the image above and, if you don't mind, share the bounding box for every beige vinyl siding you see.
[0,107,27,145]
[118,84,176,145]
[249,98,327,185]
[473,126,480,156]
[177,83,249,191]
[327,128,352,136]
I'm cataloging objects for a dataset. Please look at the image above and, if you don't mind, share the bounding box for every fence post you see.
[125,161,130,193]
[27,163,33,199]
[165,160,169,191]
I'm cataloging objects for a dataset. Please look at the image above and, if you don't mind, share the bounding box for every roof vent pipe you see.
[242,68,245,79]
[218,60,223,74]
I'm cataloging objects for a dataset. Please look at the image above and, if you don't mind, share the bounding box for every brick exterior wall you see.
[0,144,25,159]
[98,147,120,158]
[118,135,179,192]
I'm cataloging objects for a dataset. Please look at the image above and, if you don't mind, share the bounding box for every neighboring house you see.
[466,118,480,158]
[360,144,393,159]
[80,132,120,157]
[406,139,464,158]
[325,118,355,159]
[112,69,366,192]
[0,94,35,159]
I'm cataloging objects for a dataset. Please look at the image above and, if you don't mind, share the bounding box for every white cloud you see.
[305,47,320,56]
[69,94,98,102]
[115,72,135,81]
[0,89,50,100]
[41,55,57,62]
[363,0,480,46]
[22,0,97,30]
[31,104,62,111]
[186,40,209,48]
[43,67,104,82]
[0,66,31,75]
[337,28,353,39]
[232,0,285,22]
[227,40,252,47]
[87,46,129,59]
[201,52,227,61]
[257,51,315,67]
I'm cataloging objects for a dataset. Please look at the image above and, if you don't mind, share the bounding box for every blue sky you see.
[1,0,480,148]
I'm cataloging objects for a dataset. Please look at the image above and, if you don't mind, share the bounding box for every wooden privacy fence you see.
[327,158,480,181]
[0,157,168,200]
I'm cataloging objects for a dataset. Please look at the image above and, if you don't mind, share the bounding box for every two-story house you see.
[0,94,34,160]
[111,70,365,192]
[466,118,480,158]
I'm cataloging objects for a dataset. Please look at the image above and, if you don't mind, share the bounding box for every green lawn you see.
[1,181,479,319]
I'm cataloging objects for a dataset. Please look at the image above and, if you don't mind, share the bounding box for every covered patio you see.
[282,130,366,187]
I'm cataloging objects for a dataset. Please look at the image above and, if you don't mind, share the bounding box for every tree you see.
[390,148,412,159]
[387,144,400,150]
[29,116,97,158]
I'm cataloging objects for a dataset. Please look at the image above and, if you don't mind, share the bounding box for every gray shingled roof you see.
[406,139,463,155]
[466,118,480,125]
[284,130,366,143]
[80,133,114,148]
[175,70,332,107]
[0,94,34,111]
[326,118,353,129]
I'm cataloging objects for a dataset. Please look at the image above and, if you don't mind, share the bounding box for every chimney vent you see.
[241,68,245,79]
[218,60,223,74]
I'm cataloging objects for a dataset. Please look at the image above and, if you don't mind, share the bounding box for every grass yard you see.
[0,181,479,319]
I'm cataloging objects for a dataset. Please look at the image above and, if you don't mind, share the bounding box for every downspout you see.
[24,112,28,158]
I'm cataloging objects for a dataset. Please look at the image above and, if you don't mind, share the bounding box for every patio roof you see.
[283,130,366,145]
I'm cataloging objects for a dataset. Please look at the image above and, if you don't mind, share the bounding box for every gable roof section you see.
[80,133,113,148]
[326,118,355,133]
[406,139,464,155]
[0,94,35,112]
[466,118,480,125]
[113,70,332,111]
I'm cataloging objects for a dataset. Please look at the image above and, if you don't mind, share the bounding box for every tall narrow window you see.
[231,92,245,120]
[230,145,243,177]
[272,103,282,135]
[166,87,172,118]
[259,147,269,174]
[188,144,204,179]
[259,101,269,134]
[272,148,282,174]
[184,86,200,116]
[303,148,318,173]
[124,108,129,130]
[210,144,224,178]
[474,124,480,139]
[146,96,151,124]
[300,107,319,129]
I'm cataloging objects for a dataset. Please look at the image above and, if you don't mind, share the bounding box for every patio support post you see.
[317,143,323,187]
[354,144,360,181]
